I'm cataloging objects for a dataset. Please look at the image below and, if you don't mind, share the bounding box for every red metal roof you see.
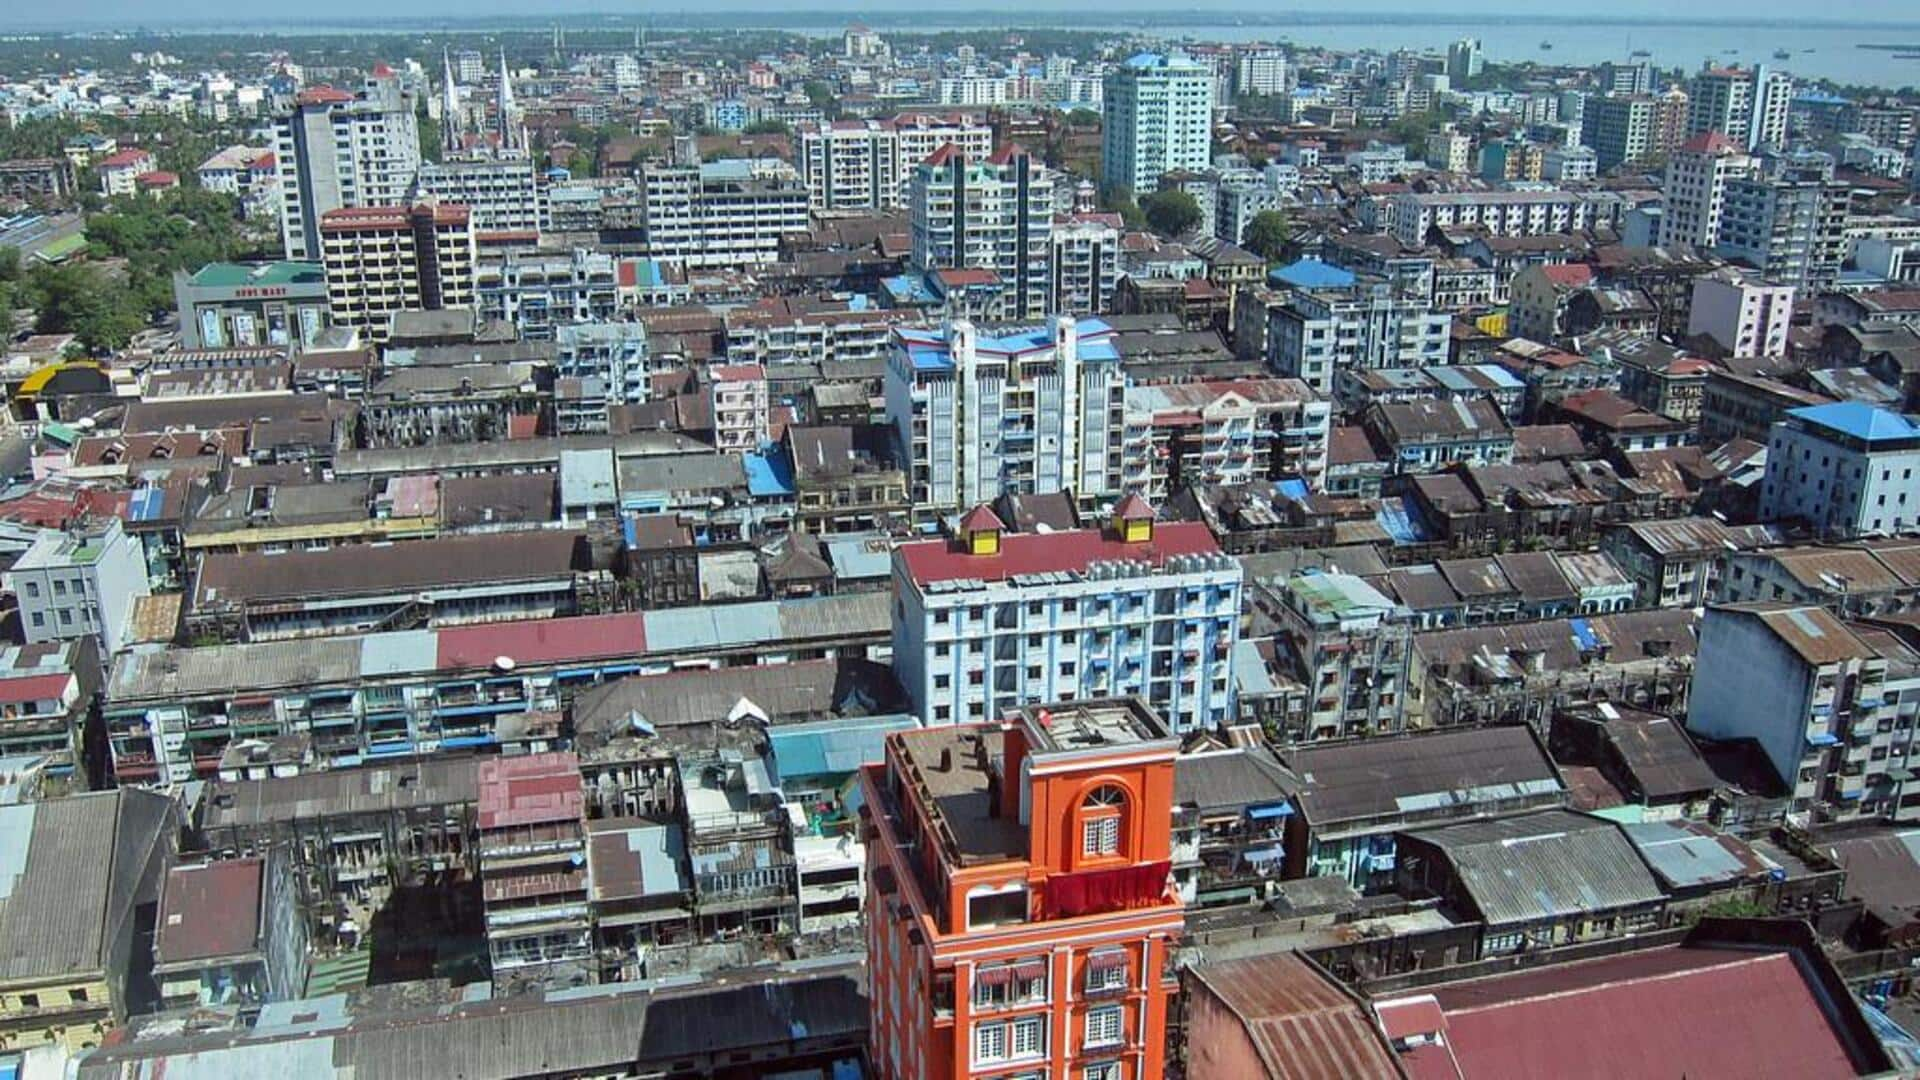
[920,142,963,168]
[900,521,1220,587]
[1113,493,1155,521]
[97,148,153,169]
[476,752,583,830]
[0,673,75,704]
[959,504,1006,533]
[1409,946,1863,1080]
[1679,131,1741,155]
[1193,951,1403,1079]
[435,613,646,672]
[156,859,263,964]
[295,85,355,106]
[1540,264,1595,289]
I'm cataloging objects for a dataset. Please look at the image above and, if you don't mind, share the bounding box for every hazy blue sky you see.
[14,0,1920,24]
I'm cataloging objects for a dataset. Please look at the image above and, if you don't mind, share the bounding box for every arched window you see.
[1081,784,1126,857]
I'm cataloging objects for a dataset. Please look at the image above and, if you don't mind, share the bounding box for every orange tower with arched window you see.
[860,697,1182,1080]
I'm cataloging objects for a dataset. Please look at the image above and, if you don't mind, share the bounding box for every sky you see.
[14,0,1920,26]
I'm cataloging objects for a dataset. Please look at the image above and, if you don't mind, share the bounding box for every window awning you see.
[1011,959,1047,981]
[1246,803,1295,820]
[1088,950,1128,973]
[976,965,1014,987]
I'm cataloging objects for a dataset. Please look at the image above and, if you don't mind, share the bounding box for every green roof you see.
[32,233,88,263]
[189,261,325,287]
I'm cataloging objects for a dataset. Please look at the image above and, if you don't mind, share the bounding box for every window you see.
[975,959,1048,1009]
[21,582,36,599]
[1085,1005,1124,1048]
[1084,1064,1122,1080]
[1083,816,1120,856]
[1081,784,1125,857]
[975,1022,1008,1064]
[1011,1016,1045,1057]
[1086,951,1128,994]
[976,1016,1045,1066]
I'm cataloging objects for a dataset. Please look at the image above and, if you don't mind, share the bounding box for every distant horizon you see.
[6,5,1920,33]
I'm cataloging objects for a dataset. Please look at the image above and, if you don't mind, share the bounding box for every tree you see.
[743,119,790,135]
[1243,210,1292,261]
[1140,189,1201,238]
[27,262,143,354]
[1064,108,1101,129]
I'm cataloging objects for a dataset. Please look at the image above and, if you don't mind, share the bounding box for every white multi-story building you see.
[413,158,546,236]
[1121,377,1331,498]
[1049,212,1122,315]
[475,249,619,339]
[1446,38,1485,83]
[936,76,1009,107]
[6,519,150,658]
[891,501,1243,732]
[1716,156,1851,291]
[1689,603,1920,820]
[1760,402,1920,538]
[796,114,993,211]
[1264,278,1451,396]
[1425,130,1472,174]
[709,363,770,454]
[909,144,1054,322]
[886,317,1125,519]
[1388,189,1605,248]
[724,300,910,368]
[318,202,475,344]
[274,70,421,260]
[1236,51,1289,97]
[1542,145,1598,182]
[1687,270,1794,359]
[634,154,810,269]
[1102,52,1215,196]
[1658,132,1758,250]
[1688,64,1792,152]
[555,321,657,406]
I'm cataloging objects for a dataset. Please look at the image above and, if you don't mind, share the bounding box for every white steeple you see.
[441,48,461,143]
[497,47,517,151]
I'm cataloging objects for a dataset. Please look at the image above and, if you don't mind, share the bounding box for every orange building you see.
[860,697,1184,1080]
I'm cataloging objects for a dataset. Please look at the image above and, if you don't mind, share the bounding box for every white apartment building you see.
[1121,378,1331,498]
[1049,212,1122,315]
[1388,189,1603,248]
[474,249,619,340]
[1688,65,1792,152]
[413,158,546,236]
[1102,52,1216,196]
[1716,158,1851,292]
[1236,51,1289,97]
[318,202,476,344]
[1687,271,1794,359]
[1264,280,1451,396]
[1425,130,1472,174]
[555,321,658,406]
[891,503,1243,732]
[796,115,993,211]
[886,317,1125,519]
[1543,145,1598,182]
[1689,603,1920,820]
[709,363,770,454]
[274,71,422,260]
[6,520,150,658]
[634,155,810,269]
[1760,402,1920,538]
[1659,132,1759,250]
[909,145,1054,322]
[936,76,1009,107]
[724,301,909,367]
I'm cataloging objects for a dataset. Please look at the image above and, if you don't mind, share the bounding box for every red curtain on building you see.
[1046,861,1171,919]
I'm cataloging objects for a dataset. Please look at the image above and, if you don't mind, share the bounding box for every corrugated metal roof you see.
[1288,726,1562,827]
[1175,749,1299,813]
[1622,820,1770,889]
[1189,951,1402,1079]
[1409,809,1665,927]
[769,714,919,779]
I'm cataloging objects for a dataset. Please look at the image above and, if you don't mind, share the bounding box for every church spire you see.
[441,48,461,144]
[497,47,517,151]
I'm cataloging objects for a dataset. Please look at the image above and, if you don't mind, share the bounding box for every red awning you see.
[1045,861,1172,919]
[976,965,1014,986]
[1088,950,1128,973]
[1011,959,1048,981]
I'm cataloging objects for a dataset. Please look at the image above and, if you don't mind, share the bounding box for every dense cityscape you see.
[0,9,1917,1079]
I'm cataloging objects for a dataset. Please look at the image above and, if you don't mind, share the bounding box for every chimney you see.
[938,746,953,772]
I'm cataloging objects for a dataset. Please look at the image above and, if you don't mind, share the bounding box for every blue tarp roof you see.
[1789,402,1920,443]
[1270,258,1356,290]
[769,714,918,779]
[1375,495,1432,545]
[743,450,796,497]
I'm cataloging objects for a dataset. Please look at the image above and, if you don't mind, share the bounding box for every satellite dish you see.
[493,655,516,672]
